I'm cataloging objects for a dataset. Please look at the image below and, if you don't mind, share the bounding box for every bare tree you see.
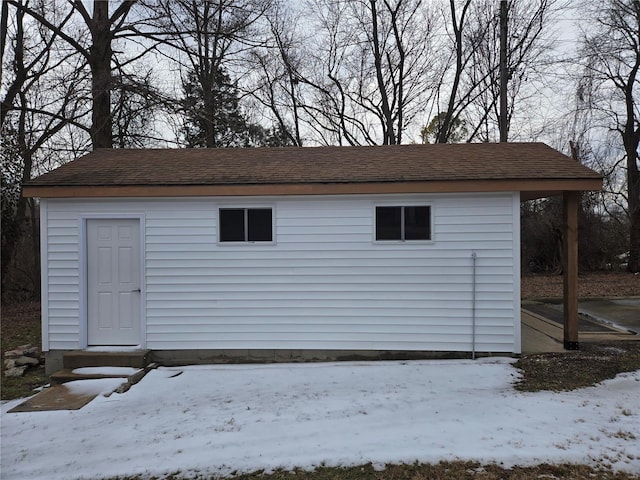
[247,3,304,146]
[140,0,272,148]
[7,0,147,149]
[1,1,76,128]
[295,0,439,145]
[111,62,165,148]
[579,0,640,272]
[1,1,86,298]
[433,0,475,143]
[431,0,559,143]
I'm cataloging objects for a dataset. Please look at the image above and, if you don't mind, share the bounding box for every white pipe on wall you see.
[471,251,477,360]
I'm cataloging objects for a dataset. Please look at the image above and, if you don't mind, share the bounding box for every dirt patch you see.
[1,301,41,350]
[522,272,640,300]
[515,341,640,392]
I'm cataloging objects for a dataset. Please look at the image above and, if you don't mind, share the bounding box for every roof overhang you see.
[22,178,603,200]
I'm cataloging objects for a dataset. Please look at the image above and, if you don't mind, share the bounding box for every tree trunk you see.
[370,0,395,145]
[623,14,639,273]
[89,0,113,149]
[436,0,470,144]
[0,0,9,88]
[1,4,24,128]
[629,197,640,273]
[626,136,640,272]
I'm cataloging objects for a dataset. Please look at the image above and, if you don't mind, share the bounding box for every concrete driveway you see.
[521,297,640,354]
[578,298,640,334]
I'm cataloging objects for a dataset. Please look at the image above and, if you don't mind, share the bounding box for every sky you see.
[2,358,639,479]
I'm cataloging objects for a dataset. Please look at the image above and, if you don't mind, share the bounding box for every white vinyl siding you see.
[42,204,82,349]
[41,193,520,353]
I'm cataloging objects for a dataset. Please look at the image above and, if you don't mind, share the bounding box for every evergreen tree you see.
[180,67,291,148]
[420,112,469,144]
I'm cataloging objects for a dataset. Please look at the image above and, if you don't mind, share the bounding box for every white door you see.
[87,219,141,346]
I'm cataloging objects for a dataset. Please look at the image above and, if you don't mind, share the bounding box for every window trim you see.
[373,202,434,243]
[217,205,276,245]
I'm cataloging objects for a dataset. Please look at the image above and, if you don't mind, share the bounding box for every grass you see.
[109,462,640,479]
[1,301,47,400]
[1,368,48,400]
[230,463,640,480]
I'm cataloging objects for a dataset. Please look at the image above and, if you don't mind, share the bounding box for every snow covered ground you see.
[2,358,639,480]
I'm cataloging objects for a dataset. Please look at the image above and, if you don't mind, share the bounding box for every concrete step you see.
[50,362,158,388]
[62,350,151,369]
[50,367,142,385]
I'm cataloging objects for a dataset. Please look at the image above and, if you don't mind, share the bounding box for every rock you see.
[4,365,28,377]
[4,345,39,358]
[3,345,40,377]
[14,356,40,366]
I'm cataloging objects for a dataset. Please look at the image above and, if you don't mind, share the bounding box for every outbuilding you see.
[23,143,602,373]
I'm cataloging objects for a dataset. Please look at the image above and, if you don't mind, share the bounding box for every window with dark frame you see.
[219,208,273,242]
[375,206,431,241]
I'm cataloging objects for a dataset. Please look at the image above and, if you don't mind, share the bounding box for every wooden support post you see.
[563,191,579,350]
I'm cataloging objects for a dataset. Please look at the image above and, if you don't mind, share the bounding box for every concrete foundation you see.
[44,349,510,377]
[150,349,507,366]
[44,350,68,376]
